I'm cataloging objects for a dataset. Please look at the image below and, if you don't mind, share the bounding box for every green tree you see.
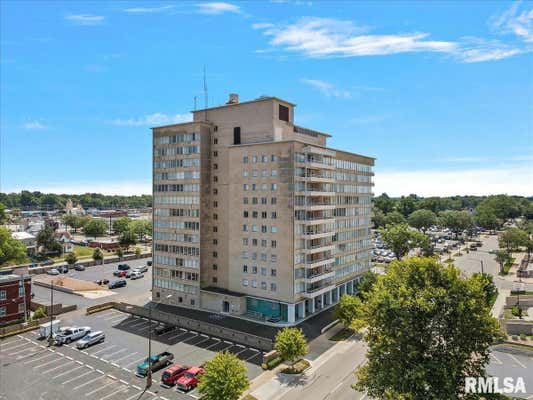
[197,351,249,400]
[36,224,62,255]
[0,227,28,266]
[115,247,124,259]
[438,210,474,239]
[83,219,107,237]
[407,209,437,232]
[472,272,498,307]
[355,271,378,300]
[372,209,387,229]
[492,250,512,275]
[525,239,533,258]
[374,193,395,214]
[130,220,152,241]
[62,214,88,233]
[396,194,418,217]
[274,328,308,365]
[379,223,429,259]
[32,306,47,320]
[477,195,521,220]
[119,229,137,248]
[383,211,406,226]
[134,247,142,257]
[352,257,503,400]
[498,228,528,252]
[474,204,501,230]
[335,294,360,330]
[112,217,132,234]
[65,252,77,265]
[92,248,104,262]
[0,203,7,224]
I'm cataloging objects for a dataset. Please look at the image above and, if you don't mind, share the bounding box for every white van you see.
[39,320,60,339]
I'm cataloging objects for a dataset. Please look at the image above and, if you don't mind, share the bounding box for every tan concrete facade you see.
[152,95,374,325]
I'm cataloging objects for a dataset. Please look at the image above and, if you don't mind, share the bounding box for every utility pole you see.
[146,303,153,389]
[20,275,27,323]
[48,281,54,346]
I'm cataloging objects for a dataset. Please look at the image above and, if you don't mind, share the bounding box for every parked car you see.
[108,279,127,289]
[130,271,144,280]
[95,279,109,285]
[161,364,188,387]
[176,366,203,392]
[40,259,54,266]
[136,352,174,377]
[76,331,105,349]
[47,268,60,276]
[59,266,69,273]
[55,326,91,345]
[155,324,174,335]
[135,265,148,273]
[74,264,85,271]
[146,260,152,267]
[117,264,130,271]
[113,270,128,277]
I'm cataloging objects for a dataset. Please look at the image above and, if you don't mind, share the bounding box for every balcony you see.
[305,255,336,268]
[295,170,336,183]
[300,229,336,240]
[302,279,335,298]
[305,270,335,284]
[302,244,336,254]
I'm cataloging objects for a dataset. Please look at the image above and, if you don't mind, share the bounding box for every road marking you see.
[235,347,249,356]
[129,320,149,329]
[62,370,94,385]
[43,360,74,374]
[33,357,62,369]
[132,385,141,391]
[1,337,24,347]
[96,369,105,374]
[107,374,117,380]
[91,345,116,355]
[120,318,141,327]
[73,375,105,390]
[204,339,222,350]
[193,337,211,346]
[103,348,128,360]
[98,386,128,400]
[3,341,30,352]
[119,379,129,385]
[107,315,127,324]
[490,353,503,365]
[85,381,116,396]
[124,392,143,400]
[111,352,138,363]
[53,365,84,379]
[224,340,233,345]
[168,331,189,341]
[66,355,74,360]
[24,352,55,364]
[508,354,527,369]
[245,350,261,362]
[9,346,39,356]
[76,360,84,365]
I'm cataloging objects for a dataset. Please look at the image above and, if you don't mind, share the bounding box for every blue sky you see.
[1,1,532,196]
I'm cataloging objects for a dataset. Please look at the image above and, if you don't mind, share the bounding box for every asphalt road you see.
[31,258,153,308]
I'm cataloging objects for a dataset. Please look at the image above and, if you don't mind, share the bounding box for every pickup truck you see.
[136,352,174,377]
[161,364,188,387]
[55,326,91,345]
[176,366,204,392]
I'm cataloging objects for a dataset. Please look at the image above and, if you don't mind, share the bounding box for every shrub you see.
[32,306,47,320]
[262,356,282,370]
[281,359,310,374]
[511,335,518,340]
[520,333,527,340]
[511,305,521,317]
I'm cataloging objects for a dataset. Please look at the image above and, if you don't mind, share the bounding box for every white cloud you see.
[490,3,533,42]
[300,78,351,98]
[252,22,274,29]
[456,37,524,63]
[374,165,533,197]
[196,2,241,15]
[123,5,175,14]
[4,181,152,196]
[21,121,47,130]
[65,14,105,26]
[111,113,192,126]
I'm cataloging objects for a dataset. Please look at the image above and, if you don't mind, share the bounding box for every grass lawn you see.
[51,245,114,262]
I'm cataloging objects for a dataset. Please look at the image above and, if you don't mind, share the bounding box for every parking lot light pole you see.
[48,281,54,347]
[146,294,171,389]
[468,258,484,274]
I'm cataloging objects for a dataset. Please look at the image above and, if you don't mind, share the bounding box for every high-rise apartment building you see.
[152,94,374,325]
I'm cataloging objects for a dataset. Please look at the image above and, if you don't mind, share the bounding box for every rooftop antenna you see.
[203,65,208,121]
[193,96,197,111]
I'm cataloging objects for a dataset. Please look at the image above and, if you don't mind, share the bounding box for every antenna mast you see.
[203,65,208,121]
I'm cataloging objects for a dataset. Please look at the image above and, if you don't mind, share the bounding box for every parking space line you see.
[53,365,84,379]
[245,350,261,361]
[108,315,128,324]
[235,347,249,356]
[98,386,128,400]
[193,337,211,346]
[84,381,117,396]
[103,348,128,360]
[91,345,116,355]
[168,331,190,341]
[119,318,141,327]
[490,353,503,365]
[8,346,39,356]
[24,352,55,365]
[204,338,221,350]
[124,356,146,368]
[62,370,94,385]
[112,352,138,363]
[508,354,527,368]
[129,320,149,329]
[73,375,106,390]
[33,357,62,369]
[1,337,24,347]
[124,392,144,400]
[43,360,74,374]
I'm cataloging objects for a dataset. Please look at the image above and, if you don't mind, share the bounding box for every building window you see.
[271,226,278,233]
[213,201,218,208]
[261,267,267,276]
[243,265,248,273]
[243,156,249,163]
[213,151,218,157]
[251,280,257,288]
[243,170,249,177]
[261,282,267,290]
[279,104,289,122]
[243,184,249,191]
[212,277,218,284]
[252,239,258,246]
[252,169,258,177]
[243,238,248,245]
[261,169,267,177]
[271,283,277,292]
[271,155,277,162]
[252,197,258,204]
[261,183,267,191]
[243,211,249,218]
[271,212,277,219]
[213,188,218,195]
[271,240,277,248]
[0,306,5,316]
[261,239,267,247]
[252,156,257,163]
[191,299,195,306]
[271,197,277,205]
[271,170,277,177]
[271,268,277,276]
[233,127,241,145]
[252,265,258,274]
[213,213,218,220]
[19,287,24,297]
[271,254,278,262]
[0,291,6,300]
[213,163,218,170]
[252,211,258,218]
[243,225,248,232]
[18,303,25,313]
[252,225,258,232]
[213,264,218,270]
[213,176,218,182]
[261,197,267,205]
[213,138,218,144]
[271,183,277,190]
[213,252,218,258]
[213,239,218,245]
[243,279,249,287]
[261,225,267,233]
[213,226,218,232]
[262,155,268,163]
[214,125,218,132]
[243,197,248,204]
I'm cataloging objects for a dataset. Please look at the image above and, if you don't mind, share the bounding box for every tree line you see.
[0,191,152,210]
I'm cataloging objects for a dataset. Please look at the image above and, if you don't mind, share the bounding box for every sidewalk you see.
[492,288,510,319]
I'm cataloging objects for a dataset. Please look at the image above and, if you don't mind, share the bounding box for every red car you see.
[176,366,204,392]
[161,364,188,387]
[112,270,127,278]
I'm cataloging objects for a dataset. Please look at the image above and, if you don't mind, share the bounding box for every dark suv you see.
[108,279,127,289]
[117,264,130,271]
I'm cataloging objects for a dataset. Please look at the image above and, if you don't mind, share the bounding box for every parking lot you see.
[0,308,265,400]
[31,258,153,308]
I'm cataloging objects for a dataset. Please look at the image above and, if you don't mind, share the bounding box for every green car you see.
[136,352,174,376]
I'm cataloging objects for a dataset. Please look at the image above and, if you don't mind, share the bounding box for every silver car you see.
[76,331,105,349]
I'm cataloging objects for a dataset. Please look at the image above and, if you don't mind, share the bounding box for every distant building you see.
[0,275,31,324]
[11,232,37,255]
[54,231,74,253]
[64,199,85,215]
[151,94,374,325]
[89,238,120,250]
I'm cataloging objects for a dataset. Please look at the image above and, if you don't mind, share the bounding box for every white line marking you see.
[508,354,527,369]
[235,347,249,356]
[24,352,55,364]
[204,339,222,350]
[103,348,128,359]
[124,356,146,368]
[76,360,84,365]
[132,385,141,391]
[245,351,261,362]
[96,369,105,374]
[111,352,138,363]
[490,353,503,365]
[4,342,30,351]
[33,358,62,369]
[107,375,117,380]
[98,386,128,400]
[119,379,129,385]
[168,331,189,341]
[91,345,116,355]
[53,365,84,379]
[66,356,74,361]
[129,320,149,329]
[124,392,143,400]
[72,374,105,390]
[84,381,116,396]
[62,370,94,385]
[9,347,40,356]
[43,360,74,374]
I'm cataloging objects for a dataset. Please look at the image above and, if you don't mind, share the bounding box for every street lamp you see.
[468,258,484,274]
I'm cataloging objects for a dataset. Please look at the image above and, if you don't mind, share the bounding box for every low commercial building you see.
[11,231,37,256]
[0,274,32,324]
